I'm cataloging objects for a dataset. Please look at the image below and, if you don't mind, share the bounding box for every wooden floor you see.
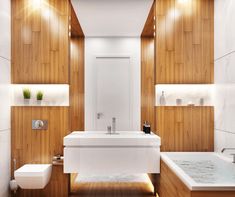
[70,174,155,197]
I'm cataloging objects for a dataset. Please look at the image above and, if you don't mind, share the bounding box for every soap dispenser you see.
[159,91,166,106]
[143,121,151,134]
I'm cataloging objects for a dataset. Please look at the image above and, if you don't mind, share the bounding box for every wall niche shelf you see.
[155,84,214,107]
[11,84,69,107]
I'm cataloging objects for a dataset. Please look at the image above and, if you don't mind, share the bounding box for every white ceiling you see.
[71,0,153,37]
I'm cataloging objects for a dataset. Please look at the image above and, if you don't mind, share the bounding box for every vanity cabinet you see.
[11,0,70,84]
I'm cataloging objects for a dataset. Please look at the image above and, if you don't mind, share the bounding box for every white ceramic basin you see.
[64,131,161,174]
[64,131,161,147]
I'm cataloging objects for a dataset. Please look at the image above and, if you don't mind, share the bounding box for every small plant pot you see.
[37,100,42,106]
[24,99,30,105]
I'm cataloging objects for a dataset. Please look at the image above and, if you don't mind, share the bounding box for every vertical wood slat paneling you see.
[11,0,69,84]
[70,2,84,37]
[159,160,191,197]
[156,106,214,152]
[141,1,155,37]
[11,107,69,196]
[155,0,214,84]
[141,37,155,131]
[70,37,85,131]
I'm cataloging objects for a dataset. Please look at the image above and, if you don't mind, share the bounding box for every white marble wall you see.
[0,0,11,196]
[214,0,235,152]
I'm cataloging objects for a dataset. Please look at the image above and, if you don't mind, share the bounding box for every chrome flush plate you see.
[32,120,48,130]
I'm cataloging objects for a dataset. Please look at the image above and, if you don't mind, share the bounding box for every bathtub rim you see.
[161,152,235,191]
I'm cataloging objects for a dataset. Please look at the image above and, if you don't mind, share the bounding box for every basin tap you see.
[107,126,112,134]
[112,117,116,133]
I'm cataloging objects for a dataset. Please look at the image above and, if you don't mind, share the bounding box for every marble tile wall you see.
[0,0,11,196]
[214,0,235,152]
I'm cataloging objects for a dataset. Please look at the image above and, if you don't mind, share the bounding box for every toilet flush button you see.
[32,120,48,130]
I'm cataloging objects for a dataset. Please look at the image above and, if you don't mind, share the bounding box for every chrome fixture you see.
[221,148,235,163]
[97,112,103,119]
[32,120,48,130]
[52,155,64,166]
[221,148,235,153]
[112,117,116,133]
[107,126,112,134]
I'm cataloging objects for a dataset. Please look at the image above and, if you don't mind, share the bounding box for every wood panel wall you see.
[141,37,155,131]
[71,4,84,37]
[11,0,70,84]
[141,1,155,37]
[155,0,214,84]
[158,160,191,197]
[11,107,69,196]
[70,37,84,131]
[159,160,235,197]
[141,1,156,131]
[156,106,214,152]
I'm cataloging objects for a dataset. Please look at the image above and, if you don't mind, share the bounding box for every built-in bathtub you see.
[161,152,235,191]
[159,152,235,197]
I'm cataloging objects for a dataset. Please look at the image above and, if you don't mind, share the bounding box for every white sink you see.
[64,131,161,174]
[64,131,161,147]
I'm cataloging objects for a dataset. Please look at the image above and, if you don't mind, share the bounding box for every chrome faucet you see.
[107,126,112,134]
[221,148,235,163]
[221,148,235,153]
[112,117,116,134]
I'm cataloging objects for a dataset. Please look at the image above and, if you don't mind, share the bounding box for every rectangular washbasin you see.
[63,131,161,174]
[64,131,161,147]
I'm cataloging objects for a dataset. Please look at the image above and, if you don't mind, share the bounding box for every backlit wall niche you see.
[155,84,214,106]
[12,84,69,106]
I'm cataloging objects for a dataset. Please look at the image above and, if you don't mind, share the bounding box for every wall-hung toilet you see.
[14,164,52,189]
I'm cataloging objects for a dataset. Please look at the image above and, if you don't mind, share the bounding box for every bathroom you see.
[0,0,235,196]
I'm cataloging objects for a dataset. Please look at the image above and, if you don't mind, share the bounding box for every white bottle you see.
[160,91,166,106]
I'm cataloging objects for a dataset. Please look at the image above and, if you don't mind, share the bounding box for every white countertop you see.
[64,131,161,147]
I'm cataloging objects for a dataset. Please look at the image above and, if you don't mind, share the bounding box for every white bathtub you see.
[161,152,235,191]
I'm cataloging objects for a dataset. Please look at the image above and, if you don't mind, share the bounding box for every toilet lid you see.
[14,164,52,177]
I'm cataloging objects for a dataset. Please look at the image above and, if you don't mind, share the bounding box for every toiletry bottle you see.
[160,91,166,106]
[143,121,147,131]
[143,121,151,134]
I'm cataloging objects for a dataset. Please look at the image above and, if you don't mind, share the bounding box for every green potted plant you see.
[36,91,44,105]
[22,88,31,105]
